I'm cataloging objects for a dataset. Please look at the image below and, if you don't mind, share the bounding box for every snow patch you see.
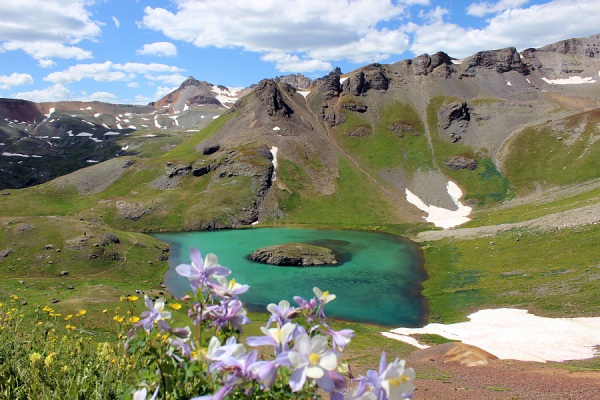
[121,145,129,151]
[86,160,99,163]
[103,131,120,136]
[273,127,280,131]
[384,308,600,362]
[542,76,596,85]
[183,103,189,112]
[210,85,242,108]
[116,124,123,129]
[128,125,136,129]
[298,91,310,98]
[212,115,219,119]
[154,115,162,129]
[506,80,512,86]
[45,108,55,119]
[405,181,471,229]
[2,152,31,158]
[270,146,278,182]
[170,115,179,126]
[94,113,101,118]
[143,134,157,138]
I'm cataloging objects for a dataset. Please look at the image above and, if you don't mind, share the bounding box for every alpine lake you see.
[153,228,426,327]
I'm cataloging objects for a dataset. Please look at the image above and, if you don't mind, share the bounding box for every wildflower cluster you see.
[126,246,415,399]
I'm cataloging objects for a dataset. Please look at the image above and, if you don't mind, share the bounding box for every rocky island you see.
[250,242,337,266]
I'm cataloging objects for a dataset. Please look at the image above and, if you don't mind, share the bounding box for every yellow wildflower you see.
[29,352,42,366]
[129,316,140,323]
[78,310,87,316]
[170,303,182,310]
[127,295,139,302]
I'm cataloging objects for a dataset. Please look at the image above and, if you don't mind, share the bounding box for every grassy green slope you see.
[426,96,514,206]
[501,109,600,194]
[422,223,600,324]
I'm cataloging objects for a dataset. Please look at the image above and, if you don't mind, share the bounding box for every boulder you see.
[444,156,478,170]
[250,243,337,266]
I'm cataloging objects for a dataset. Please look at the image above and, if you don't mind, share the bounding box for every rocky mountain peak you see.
[254,79,292,117]
[179,76,203,89]
[409,52,455,77]
[274,73,314,89]
[462,47,530,76]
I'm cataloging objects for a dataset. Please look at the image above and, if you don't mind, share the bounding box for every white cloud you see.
[79,91,118,102]
[44,62,183,84]
[38,59,57,68]
[309,28,410,64]
[14,84,71,102]
[0,1,99,60]
[1,41,92,60]
[127,82,139,88]
[145,73,187,86]
[466,0,530,17]
[260,53,332,73]
[154,86,177,99]
[410,0,600,58]
[0,73,34,90]
[137,42,177,57]
[112,16,120,28]
[45,62,128,84]
[142,0,411,71]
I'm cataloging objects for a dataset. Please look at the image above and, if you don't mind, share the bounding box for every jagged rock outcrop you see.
[347,64,390,95]
[463,47,530,76]
[410,52,455,78]
[274,73,314,89]
[438,102,470,142]
[318,73,342,101]
[444,156,478,170]
[166,162,192,177]
[250,243,337,266]
[255,80,293,117]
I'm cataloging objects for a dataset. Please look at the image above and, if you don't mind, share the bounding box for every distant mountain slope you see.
[0,77,252,189]
[1,33,599,231]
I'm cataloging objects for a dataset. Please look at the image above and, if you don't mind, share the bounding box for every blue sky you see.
[0,0,598,105]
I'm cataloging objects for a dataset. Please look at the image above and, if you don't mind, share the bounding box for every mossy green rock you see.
[250,242,337,266]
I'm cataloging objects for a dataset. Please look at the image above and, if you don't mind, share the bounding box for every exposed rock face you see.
[347,64,389,95]
[166,162,192,178]
[444,156,478,170]
[255,79,293,117]
[0,98,44,123]
[274,73,314,89]
[250,243,337,266]
[410,52,455,77]
[463,47,530,75]
[116,201,148,221]
[438,102,471,142]
[318,73,342,101]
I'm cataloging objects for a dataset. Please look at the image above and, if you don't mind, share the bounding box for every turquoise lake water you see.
[153,228,426,327]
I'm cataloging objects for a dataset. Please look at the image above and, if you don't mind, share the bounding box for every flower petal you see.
[319,350,338,371]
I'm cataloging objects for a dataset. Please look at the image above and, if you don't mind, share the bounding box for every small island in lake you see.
[250,242,338,266]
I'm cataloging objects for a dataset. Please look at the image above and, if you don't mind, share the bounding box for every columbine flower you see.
[137,295,172,332]
[380,359,415,399]
[210,276,249,299]
[247,322,297,355]
[313,287,336,304]
[133,387,159,400]
[206,299,250,332]
[176,247,230,293]
[322,322,355,351]
[266,300,296,327]
[288,333,339,393]
[366,352,415,400]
